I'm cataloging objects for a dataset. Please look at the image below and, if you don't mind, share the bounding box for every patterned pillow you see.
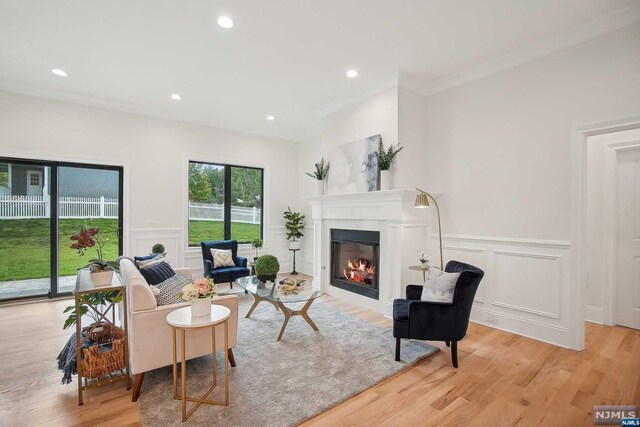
[210,248,235,268]
[153,273,190,306]
[139,261,176,286]
[136,254,165,269]
[421,269,461,304]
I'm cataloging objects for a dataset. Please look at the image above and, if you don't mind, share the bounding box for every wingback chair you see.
[393,260,484,368]
[201,240,250,289]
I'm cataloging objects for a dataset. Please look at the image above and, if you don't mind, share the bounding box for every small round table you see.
[409,264,430,282]
[166,305,231,422]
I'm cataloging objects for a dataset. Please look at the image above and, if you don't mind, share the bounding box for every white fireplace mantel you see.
[304,189,436,316]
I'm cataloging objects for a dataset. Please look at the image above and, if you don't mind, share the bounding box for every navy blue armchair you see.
[201,240,250,289]
[393,260,484,367]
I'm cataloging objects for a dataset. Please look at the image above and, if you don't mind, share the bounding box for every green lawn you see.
[188,220,261,246]
[0,218,120,281]
[0,218,261,281]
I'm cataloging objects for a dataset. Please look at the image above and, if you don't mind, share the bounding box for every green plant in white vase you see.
[374,139,404,191]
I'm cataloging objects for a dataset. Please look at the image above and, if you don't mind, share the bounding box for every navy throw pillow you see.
[134,253,160,270]
[139,261,176,286]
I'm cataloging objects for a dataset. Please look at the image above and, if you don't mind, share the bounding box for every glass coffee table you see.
[231,276,324,341]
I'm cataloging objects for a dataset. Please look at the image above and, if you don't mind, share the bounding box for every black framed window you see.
[188,161,263,246]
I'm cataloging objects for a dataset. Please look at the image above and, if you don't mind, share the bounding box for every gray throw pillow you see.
[421,269,460,304]
[153,273,190,306]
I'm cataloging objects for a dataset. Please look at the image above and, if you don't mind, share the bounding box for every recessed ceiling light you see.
[346,69,358,78]
[266,115,275,121]
[52,68,67,77]
[170,93,181,101]
[217,16,234,29]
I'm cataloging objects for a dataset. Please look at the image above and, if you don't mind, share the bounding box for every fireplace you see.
[330,229,380,300]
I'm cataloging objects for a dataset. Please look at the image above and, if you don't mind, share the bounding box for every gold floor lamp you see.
[415,188,444,271]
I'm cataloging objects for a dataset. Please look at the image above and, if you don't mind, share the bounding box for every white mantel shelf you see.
[305,188,437,316]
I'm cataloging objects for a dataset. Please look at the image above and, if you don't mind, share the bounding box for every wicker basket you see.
[81,322,126,379]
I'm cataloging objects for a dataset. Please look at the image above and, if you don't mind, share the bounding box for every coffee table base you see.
[245,293,319,341]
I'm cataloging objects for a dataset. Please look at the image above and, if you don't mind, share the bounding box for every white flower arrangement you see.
[417,250,428,263]
[178,277,217,301]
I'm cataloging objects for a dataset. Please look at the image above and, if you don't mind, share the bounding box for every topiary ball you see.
[255,254,280,282]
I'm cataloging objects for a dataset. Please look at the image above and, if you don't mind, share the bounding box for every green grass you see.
[0,218,261,281]
[0,218,120,281]
[188,220,261,246]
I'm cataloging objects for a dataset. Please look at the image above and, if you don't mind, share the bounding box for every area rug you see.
[139,298,438,426]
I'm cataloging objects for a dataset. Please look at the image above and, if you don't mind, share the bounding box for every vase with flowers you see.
[417,250,429,269]
[178,277,217,317]
[70,226,119,287]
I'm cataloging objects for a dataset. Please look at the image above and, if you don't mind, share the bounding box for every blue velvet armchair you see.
[201,240,250,289]
[393,260,484,367]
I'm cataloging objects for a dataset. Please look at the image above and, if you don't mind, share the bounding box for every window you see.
[188,161,263,246]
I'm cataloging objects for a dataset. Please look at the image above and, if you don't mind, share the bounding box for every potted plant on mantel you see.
[283,207,305,250]
[255,254,280,285]
[306,157,330,196]
[70,226,119,287]
[374,139,404,191]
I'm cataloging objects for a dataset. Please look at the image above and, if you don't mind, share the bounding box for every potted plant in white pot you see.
[284,207,304,250]
[374,139,404,191]
[69,226,119,287]
[306,157,330,195]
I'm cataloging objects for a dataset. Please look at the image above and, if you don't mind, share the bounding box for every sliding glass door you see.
[0,158,123,301]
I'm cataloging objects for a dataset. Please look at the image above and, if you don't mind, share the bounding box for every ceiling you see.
[0,0,638,141]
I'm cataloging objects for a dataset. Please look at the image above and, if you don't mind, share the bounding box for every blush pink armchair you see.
[119,258,239,401]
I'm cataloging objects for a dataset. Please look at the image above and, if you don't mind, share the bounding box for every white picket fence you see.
[0,195,119,219]
[0,196,261,224]
[188,202,261,224]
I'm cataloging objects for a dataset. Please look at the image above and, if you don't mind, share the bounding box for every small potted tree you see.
[284,207,305,250]
[251,238,263,261]
[151,243,166,257]
[374,139,404,191]
[255,254,280,285]
[306,157,330,196]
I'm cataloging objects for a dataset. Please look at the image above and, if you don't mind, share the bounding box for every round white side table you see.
[166,304,231,422]
[409,264,430,282]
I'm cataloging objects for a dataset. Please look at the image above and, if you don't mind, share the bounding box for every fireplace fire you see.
[330,229,379,299]
[342,259,376,285]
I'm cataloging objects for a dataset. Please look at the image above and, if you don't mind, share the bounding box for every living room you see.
[1,1,639,426]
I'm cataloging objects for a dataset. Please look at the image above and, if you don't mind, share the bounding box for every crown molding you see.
[410,2,640,97]
[313,73,399,118]
[0,80,307,142]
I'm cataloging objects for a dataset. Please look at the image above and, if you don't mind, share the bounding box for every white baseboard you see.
[585,305,604,324]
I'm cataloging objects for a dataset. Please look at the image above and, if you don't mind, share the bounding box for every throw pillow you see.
[210,248,235,268]
[421,269,461,304]
[139,261,176,286]
[136,254,165,269]
[153,273,190,306]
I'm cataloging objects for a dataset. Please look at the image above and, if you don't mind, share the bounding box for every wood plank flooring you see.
[0,284,638,426]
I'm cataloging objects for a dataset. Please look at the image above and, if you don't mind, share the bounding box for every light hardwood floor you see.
[1,286,638,426]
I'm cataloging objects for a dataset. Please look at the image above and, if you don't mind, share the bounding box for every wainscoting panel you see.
[440,235,572,348]
[128,228,183,266]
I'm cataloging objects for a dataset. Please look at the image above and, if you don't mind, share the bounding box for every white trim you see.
[571,114,640,351]
[441,234,570,249]
[585,305,604,324]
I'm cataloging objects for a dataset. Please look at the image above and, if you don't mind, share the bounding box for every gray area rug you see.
[139,298,438,426]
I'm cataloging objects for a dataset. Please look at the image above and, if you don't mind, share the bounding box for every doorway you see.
[584,128,640,330]
[0,158,123,301]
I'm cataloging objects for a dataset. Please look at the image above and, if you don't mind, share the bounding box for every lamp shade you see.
[415,192,430,208]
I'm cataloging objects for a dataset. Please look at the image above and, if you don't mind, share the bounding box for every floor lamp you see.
[415,188,444,271]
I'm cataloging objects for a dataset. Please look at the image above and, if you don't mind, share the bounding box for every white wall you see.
[0,90,299,274]
[417,22,640,347]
